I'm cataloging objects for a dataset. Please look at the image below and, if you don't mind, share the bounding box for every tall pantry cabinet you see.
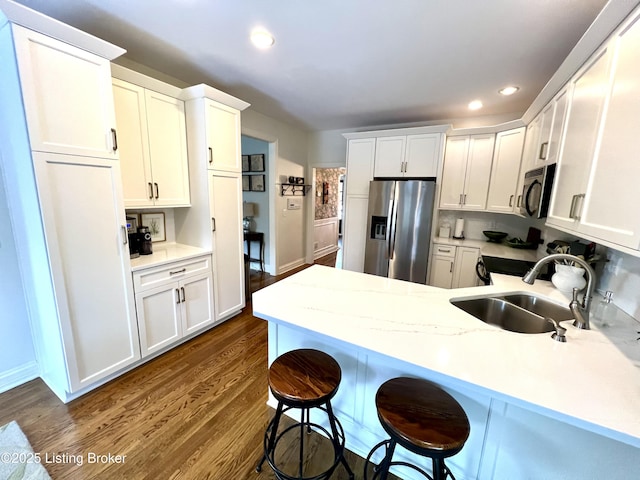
[0,15,139,401]
[176,85,251,322]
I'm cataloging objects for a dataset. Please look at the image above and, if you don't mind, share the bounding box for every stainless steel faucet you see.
[522,253,596,330]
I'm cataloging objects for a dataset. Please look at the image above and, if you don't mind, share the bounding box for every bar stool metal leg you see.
[326,401,354,480]
[256,401,284,473]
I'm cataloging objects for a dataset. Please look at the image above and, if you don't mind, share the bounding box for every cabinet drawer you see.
[432,244,456,258]
[133,255,212,292]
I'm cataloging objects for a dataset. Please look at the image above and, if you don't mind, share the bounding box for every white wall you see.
[242,109,309,274]
[0,156,37,393]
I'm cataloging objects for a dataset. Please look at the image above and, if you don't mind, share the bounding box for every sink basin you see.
[498,294,573,321]
[451,296,557,334]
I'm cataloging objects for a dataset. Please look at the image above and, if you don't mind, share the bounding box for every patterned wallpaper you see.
[315,168,345,220]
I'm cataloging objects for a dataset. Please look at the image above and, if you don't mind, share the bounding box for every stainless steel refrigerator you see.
[364,180,436,283]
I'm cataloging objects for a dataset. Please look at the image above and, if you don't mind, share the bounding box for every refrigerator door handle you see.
[388,184,400,260]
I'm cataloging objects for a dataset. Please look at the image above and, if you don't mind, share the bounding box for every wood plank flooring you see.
[0,251,398,479]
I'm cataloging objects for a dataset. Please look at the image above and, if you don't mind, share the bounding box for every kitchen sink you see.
[450,294,571,334]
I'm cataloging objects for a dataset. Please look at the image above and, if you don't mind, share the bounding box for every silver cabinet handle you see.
[180,287,186,303]
[154,182,159,199]
[208,147,213,164]
[569,194,578,219]
[539,142,548,160]
[148,182,153,199]
[463,194,467,205]
[211,217,216,232]
[170,268,186,276]
[450,261,454,273]
[459,194,463,205]
[121,225,128,245]
[509,194,514,207]
[175,288,181,305]
[574,194,585,221]
[438,248,451,253]
[517,194,522,207]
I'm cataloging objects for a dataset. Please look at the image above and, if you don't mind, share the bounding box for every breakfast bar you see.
[252,265,640,480]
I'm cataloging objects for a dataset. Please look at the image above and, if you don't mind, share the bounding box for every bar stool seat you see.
[256,349,354,480]
[365,377,470,480]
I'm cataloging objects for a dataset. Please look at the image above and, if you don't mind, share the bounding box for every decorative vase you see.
[552,264,587,292]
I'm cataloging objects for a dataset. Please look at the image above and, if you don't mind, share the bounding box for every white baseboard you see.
[277,258,306,275]
[314,244,339,260]
[0,361,39,394]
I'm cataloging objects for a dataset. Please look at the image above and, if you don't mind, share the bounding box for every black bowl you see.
[483,231,508,242]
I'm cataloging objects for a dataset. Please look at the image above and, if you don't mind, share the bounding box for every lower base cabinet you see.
[133,255,215,357]
[429,244,480,289]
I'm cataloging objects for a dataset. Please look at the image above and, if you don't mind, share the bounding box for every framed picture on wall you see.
[250,174,265,192]
[140,212,166,242]
[242,155,250,172]
[242,175,250,191]
[249,154,265,172]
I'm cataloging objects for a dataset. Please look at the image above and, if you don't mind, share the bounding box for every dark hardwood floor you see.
[0,249,396,479]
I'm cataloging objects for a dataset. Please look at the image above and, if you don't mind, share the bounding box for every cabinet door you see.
[209,172,245,320]
[13,25,118,158]
[342,196,370,272]
[206,100,242,172]
[112,79,154,207]
[579,15,640,249]
[546,89,569,166]
[430,255,455,288]
[346,138,375,196]
[404,134,440,177]
[486,128,525,213]
[135,285,182,357]
[548,47,612,231]
[33,153,139,391]
[521,115,541,176]
[145,90,190,206]
[462,134,495,210]
[374,136,405,177]
[536,103,555,166]
[440,136,469,209]
[452,247,480,288]
[181,272,215,335]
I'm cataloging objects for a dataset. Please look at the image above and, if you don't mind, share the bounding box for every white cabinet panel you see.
[206,100,242,172]
[439,137,469,209]
[182,273,215,335]
[487,128,525,213]
[453,247,480,288]
[345,138,375,196]
[136,285,182,355]
[209,172,245,320]
[405,134,440,177]
[33,153,139,391]
[13,25,118,158]
[374,136,406,177]
[342,196,370,272]
[430,255,455,288]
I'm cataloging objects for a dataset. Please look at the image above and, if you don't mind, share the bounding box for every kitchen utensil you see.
[506,237,535,249]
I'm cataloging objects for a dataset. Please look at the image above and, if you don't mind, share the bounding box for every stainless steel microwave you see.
[519,164,556,218]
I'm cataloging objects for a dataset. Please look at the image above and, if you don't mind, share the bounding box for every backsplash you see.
[597,249,640,319]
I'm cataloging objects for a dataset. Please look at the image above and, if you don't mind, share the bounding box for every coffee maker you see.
[137,226,153,255]
[126,216,140,259]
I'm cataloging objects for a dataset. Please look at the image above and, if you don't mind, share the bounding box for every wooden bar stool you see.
[365,377,470,480]
[256,349,354,480]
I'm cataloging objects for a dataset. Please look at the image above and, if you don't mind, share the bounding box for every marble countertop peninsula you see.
[252,266,640,447]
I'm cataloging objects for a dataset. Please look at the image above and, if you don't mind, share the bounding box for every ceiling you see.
[12,0,609,131]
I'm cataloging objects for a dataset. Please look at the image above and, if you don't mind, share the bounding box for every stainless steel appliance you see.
[519,164,556,218]
[138,226,153,255]
[126,216,140,259]
[364,179,435,283]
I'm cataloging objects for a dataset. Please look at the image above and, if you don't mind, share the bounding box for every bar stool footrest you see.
[364,439,456,480]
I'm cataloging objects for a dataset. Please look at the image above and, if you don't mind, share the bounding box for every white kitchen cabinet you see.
[209,172,245,320]
[439,134,495,210]
[429,244,456,288]
[12,25,119,158]
[133,256,215,356]
[33,152,140,391]
[177,86,249,322]
[374,134,441,178]
[206,100,242,172]
[345,138,376,196]
[547,45,613,232]
[112,78,190,208]
[452,247,481,288]
[549,11,640,250]
[486,128,525,213]
[342,196,370,272]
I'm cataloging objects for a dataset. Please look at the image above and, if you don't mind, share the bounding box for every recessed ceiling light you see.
[499,86,519,96]
[250,29,275,49]
[468,100,483,110]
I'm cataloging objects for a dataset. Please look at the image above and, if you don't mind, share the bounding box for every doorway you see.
[312,167,346,268]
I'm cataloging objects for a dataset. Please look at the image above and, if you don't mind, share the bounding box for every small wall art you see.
[242,155,250,172]
[242,175,250,191]
[249,154,265,172]
[250,174,265,192]
[140,212,166,242]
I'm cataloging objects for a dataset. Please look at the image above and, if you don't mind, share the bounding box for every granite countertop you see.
[252,265,640,447]
[129,243,211,271]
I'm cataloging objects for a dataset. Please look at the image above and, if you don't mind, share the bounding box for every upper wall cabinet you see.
[205,100,242,172]
[12,25,119,158]
[112,78,190,208]
[439,134,495,210]
[549,10,640,250]
[374,133,441,178]
[486,127,525,214]
[345,138,376,196]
